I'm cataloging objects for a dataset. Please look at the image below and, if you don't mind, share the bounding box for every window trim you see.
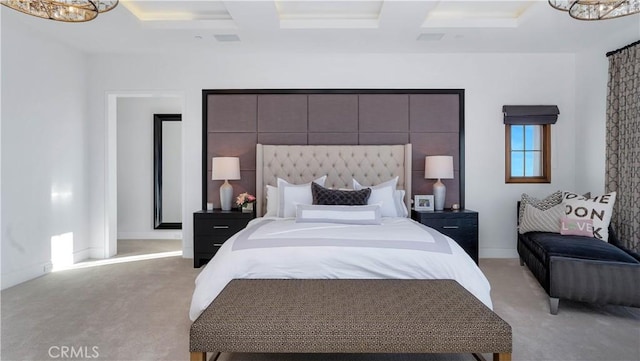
[505,124,551,183]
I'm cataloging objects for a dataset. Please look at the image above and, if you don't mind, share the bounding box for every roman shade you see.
[503,105,560,125]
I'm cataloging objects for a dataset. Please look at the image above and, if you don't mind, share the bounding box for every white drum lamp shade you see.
[212,157,241,211]
[424,156,454,211]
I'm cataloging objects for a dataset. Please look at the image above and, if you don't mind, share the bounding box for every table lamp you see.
[212,157,240,211]
[425,156,454,211]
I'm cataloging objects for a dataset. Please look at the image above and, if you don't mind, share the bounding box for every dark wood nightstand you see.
[193,209,255,268]
[411,209,479,264]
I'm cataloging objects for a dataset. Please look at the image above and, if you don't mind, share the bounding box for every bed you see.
[189,144,505,359]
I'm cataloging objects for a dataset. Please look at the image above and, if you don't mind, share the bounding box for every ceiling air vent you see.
[214,34,241,42]
[416,33,444,41]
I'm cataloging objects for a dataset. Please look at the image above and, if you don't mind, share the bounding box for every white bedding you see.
[189,217,492,321]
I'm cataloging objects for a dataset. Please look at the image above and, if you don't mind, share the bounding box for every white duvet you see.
[189,217,492,321]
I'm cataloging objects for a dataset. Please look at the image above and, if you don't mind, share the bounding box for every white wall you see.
[87,51,584,259]
[116,97,182,240]
[574,48,609,196]
[0,8,4,283]
[1,11,89,289]
[573,24,639,194]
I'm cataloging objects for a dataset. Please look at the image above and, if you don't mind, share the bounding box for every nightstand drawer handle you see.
[213,225,230,229]
[213,243,224,247]
[442,226,459,229]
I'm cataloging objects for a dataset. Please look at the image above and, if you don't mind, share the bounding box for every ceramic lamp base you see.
[433,179,446,211]
[220,180,233,211]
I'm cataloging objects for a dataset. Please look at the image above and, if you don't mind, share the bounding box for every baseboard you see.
[89,247,108,259]
[117,231,183,240]
[1,247,94,290]
[182,246,193,259]
[1,261,50,290]
[480,248,519,259]
[73,248,91,263]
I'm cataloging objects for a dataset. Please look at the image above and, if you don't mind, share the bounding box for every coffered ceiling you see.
[4,0,639,54]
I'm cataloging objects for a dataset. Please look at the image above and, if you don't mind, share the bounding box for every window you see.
[505,124,550,183]
[502,105,557,183]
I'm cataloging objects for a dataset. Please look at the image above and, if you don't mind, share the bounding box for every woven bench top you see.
[190,279,511,354]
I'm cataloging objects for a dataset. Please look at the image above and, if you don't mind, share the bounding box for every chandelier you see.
[1,0,118,22]
[549,0,640,20]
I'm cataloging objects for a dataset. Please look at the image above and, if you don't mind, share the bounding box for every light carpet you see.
[1,240,638,361]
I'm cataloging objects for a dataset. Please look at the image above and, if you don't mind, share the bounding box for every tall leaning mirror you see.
[154,114,182,229]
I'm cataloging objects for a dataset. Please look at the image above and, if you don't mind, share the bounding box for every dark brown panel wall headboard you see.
[202,89,465,211]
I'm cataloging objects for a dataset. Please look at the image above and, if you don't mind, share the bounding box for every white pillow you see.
[353,176,403,218]
[265,185,278,217]
[395,190,409,218]
[266,176,327,217]
[562,191,616,241]
[277,176,327,218]
[295,204,382,225]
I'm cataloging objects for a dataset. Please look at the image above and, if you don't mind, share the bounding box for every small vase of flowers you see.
[236,192,256,213]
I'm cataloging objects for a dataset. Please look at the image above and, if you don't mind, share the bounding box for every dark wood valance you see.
[503,105,559,125]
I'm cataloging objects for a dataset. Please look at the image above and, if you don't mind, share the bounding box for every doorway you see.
[105,92,185,258]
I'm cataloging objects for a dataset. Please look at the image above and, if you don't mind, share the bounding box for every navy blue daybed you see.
[517,204,640,314]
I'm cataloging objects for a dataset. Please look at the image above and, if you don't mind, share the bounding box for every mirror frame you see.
[154,114,182,229]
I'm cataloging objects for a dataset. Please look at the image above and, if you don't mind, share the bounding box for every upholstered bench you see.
[190,279,512,361]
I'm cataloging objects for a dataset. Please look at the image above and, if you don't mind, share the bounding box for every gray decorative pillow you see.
[312,182,371,206]
[518,191,563,225]
[519,203,564,234]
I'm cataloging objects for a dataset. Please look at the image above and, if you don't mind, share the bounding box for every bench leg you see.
[472,353,487,361]
[549,297,559,315]
[190,352,206,361]
[493,353,512,361]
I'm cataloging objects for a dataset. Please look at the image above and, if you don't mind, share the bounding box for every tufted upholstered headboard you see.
[255,144,412,217]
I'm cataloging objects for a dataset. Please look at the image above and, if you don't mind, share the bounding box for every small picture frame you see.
[414,195,435,211]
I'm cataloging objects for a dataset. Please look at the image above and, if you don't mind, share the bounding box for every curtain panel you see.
[606,41,640,252]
